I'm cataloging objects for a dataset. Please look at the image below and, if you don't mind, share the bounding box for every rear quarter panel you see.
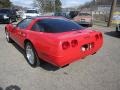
[25,31,61,63]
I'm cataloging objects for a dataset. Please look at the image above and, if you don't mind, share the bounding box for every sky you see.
[61,0,91,8]
[11,0,91,8]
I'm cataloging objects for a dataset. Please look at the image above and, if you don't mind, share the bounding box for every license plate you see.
[81,19,85,22]
[81,43,94,52]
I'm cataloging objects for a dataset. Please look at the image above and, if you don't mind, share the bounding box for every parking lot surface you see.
[0,24,120,90]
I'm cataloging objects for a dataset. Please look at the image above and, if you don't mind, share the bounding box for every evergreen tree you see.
[0,0,11,8]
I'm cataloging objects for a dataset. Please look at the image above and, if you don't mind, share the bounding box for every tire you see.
[89,24,93,27]
[5,30,13,43]
[7,18,12,24]
[25,42,40,67]
[116,27,119,32]
[14,17,17,22]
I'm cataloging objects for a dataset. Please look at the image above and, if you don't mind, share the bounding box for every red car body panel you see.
[5,17,103,67]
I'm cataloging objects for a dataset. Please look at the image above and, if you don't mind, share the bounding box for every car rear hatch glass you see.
[35,18,84,33]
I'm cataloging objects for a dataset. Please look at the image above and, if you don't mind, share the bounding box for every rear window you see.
[33,18,84,33]
[26,10,38,13]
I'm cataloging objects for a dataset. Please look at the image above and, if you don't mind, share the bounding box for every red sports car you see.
[5,16,103,67]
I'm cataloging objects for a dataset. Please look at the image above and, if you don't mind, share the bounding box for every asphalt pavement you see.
[0,24,120,90]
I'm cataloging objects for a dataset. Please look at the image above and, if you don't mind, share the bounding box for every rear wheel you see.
[116,27,119,32]
[25,42,40,67]
[7,18,12,24]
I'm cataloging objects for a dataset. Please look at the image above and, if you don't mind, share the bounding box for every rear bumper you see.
[43,37,103,67]
[77,21,92,24]
[76,22,93,27]
[51,45,102,67]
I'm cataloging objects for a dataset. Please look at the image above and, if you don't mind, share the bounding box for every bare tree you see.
[34,0,45,13]
[34,0,53,12]
[34,0,61,13]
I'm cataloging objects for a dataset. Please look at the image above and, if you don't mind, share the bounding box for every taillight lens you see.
[71,40,78,47]
[99,33,102,38]
[90,42,94,49]
[95,34,99,40]
[62,41,70,50]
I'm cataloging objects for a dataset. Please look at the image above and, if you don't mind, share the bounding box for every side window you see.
[17,19,32,29]
[31,22,44,32]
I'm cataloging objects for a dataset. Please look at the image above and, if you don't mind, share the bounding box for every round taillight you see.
[71,40,78,47]
[99,33,102,38]
[62,41,70,50]
[95,34,99,40]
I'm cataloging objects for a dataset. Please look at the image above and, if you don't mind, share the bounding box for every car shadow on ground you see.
[11,43,60,71]
[104,31,120,38]
[6,85,21,90]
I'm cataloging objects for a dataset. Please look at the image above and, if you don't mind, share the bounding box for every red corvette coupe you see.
[5,16,103,67]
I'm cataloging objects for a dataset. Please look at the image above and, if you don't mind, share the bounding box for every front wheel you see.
[25,42,40,67]
[5,30,13,43]
[14,17,18,22]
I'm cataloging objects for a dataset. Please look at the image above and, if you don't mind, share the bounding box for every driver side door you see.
[14,19,32,48]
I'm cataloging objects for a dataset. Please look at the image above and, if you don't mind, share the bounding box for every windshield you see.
[79,13,91,16]
[36,18,84,33]
[0,9,10,14]
[55,12,66,16]
[26,10,38,13]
